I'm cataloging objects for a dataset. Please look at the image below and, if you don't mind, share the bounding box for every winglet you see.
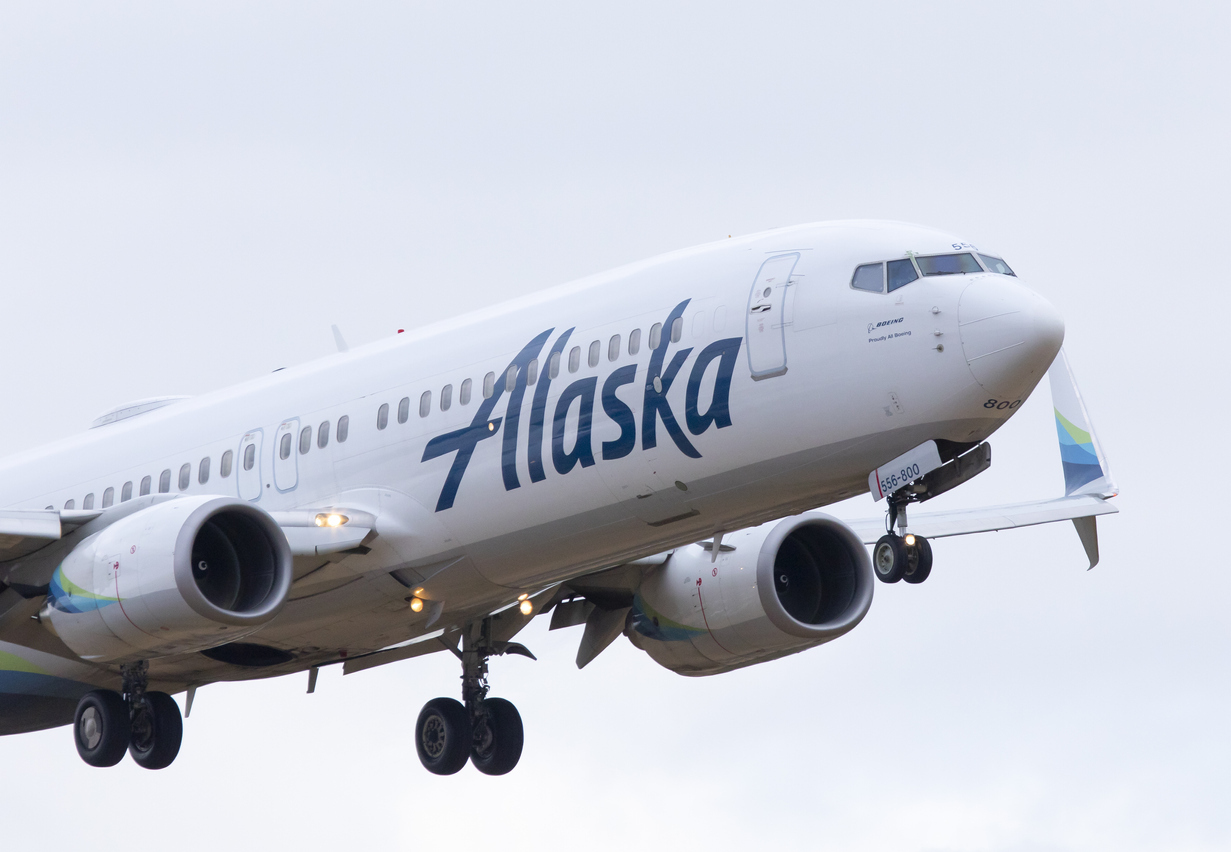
[1049,348,1116,499]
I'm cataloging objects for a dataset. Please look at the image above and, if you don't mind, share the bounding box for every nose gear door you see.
[745,253,798,379]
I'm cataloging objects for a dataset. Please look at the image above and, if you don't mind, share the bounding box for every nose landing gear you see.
[873,497,934,584]
[414,617,532,776]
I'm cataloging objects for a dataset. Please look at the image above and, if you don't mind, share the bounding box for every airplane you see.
[0,220,1117,775]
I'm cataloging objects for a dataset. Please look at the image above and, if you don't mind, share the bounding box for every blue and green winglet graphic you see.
[1048,348,1115,498]
[1055,410,1104,494]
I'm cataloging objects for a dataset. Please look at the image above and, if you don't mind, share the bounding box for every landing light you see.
[314,513,349,528]
[517,593,529,601]
[519,600,534,616]
[905,534,916,546]
[409,597,425,613]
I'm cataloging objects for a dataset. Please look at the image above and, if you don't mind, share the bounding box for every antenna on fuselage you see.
[331,324,350,353]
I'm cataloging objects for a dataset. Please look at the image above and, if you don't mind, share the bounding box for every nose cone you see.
[958,277,1064,399]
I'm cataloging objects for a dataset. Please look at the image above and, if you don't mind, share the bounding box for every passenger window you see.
[318,421,330,448]
[419,390,431,417]
[140,476,152,496]
[179,463,191,490]
[692,311,705,338]
[299,426,312,455]
[608,335,620,362]
[649,323,662,349]
[526,359,538,385]
[64,499,75,510]
[377,403,389,430]
[243,444,255,471]
[398,397,410,424]
[549,351,561,379]
[220,450,233,478]
[83,493,94,510]
[121,481,133,502]
[483,371,495,398]
[441,384,453,411]
[568,347,580,373]
[460,379,472,405]
[336,415,349,443]
[978,254,1016,276]
[887,259,918,292]
[588,341,600,367]
[916,253,982,275]
[714,307,726,332]
[199,457,210,484]
[102,488,114,508]
[160,469,172,492]
[279,433,292,460]
[628,328,641,356]
[505,366,517,391]
[851,262,884,292]
[670,317,682,343]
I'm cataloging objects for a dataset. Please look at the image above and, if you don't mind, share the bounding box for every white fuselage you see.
[0,220,1063,681]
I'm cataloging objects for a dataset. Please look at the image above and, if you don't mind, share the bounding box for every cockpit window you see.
[851,263,884,292]
[978,254,1015,276]
[916,253,982,276]
[887,259,918,292]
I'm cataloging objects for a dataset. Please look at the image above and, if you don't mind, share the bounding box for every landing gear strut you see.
[414,618,530,776]
[72,660,183,769]
[873,496,933,584]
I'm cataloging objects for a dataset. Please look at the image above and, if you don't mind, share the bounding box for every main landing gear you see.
[73,660,184,769]
[873,497,933,584]
[414,618,531,776]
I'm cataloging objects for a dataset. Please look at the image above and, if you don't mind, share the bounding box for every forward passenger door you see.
[746,253,799,380]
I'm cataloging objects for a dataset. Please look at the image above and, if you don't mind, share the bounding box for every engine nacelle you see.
[626,514,874,675]
[45,496,293,663]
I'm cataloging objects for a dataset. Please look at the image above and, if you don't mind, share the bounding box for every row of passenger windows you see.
[373,318,687,427]
[851,252,1016,294]
[60,451,232,510]
[278,416,351,460]
[64,415,353,509]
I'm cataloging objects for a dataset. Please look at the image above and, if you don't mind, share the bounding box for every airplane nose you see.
[957,277,1065,399]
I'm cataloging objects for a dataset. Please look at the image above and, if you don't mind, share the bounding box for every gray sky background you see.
[0,3,1226,850]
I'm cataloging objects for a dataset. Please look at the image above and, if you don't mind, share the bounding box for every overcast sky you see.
[0,3,1227,850]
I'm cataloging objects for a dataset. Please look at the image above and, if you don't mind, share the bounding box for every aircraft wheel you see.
[903,535,933,584]
[416,697,472,775]
[873,534,907,583]
[471,697,524,776]
[129,691,184,769]
[74,690,131,768]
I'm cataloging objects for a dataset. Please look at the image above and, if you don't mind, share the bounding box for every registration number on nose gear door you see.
[868,440,945,501]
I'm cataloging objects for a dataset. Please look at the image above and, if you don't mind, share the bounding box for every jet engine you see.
[625,514,874,675]
[44,496,293,663]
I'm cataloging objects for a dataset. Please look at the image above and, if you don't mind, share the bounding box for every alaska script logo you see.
[422,299,742,512]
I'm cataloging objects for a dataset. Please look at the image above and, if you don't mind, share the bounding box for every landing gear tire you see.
[74,690,131,768]
[903,535,933,584]
[416,697,472,775]
[470,697,524,776]
[129,691,184,770]
[873,534,908,583]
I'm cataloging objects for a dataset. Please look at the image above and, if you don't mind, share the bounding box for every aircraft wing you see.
[0,509,104,563]
[839,493,1117,566]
